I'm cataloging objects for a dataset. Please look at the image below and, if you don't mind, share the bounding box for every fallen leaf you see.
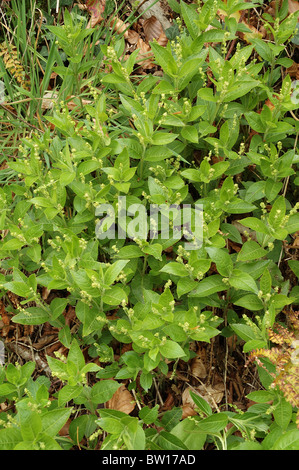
[161,392,174,410]
[41,91,58,110]
[86,0,106,28]
[182,404,197,419]
[190,357,207,379]
[183,383,224,410]
[143,15,163,42]
[286,62,299,79]
[1,312,10,326]
[42,287,51,300]
[288,0,299,14]
[136,37,154,69]
[265,98,275,110]
[237,19,263,44]
[58,418,71,436]
[110,17,129,37]
[126,30,140,45]
[106,384,135,414]
[196,383,224,408]
[156,31,168,47]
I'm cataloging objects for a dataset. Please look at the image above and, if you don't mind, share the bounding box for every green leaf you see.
[181,168,202,182]
[245,111,266,133]
[265,179,283,202]
[152,132,178,145]
[67,339,85,372]
[0,383,17,396]
[75,301,104,337]
[285,213,299,234]
[12,307,49,325]
[252,38,274,61]
[90,380,121,404]
[233,293,264,311]
[190,275,225,297]
[225,200,257,214]
[260,268,272,295]
[181,126,198,143]
[143,243,162,260]
[177,278,198,297]
[180,1,199,39]
[0,428,22,450]
[58,385,83,406]
[268,196,286,228]
[205,247,233,277]
[237,240,267,261]
[115,245,143,259]
[160,262,189,277]
[158,431,188,450]
[229,269,258,294]
[239,217,270,234]
[102,285,127,306]
[139,404,159,424]
[189,391,212,416]
[150,41,178,76]
[29,197,55,208]
[197,87,218,102]
[273,429,299,450]
[144,146,174,162]
[3,281,30,298]
[50,298,68,320]
[243,339,267,353]
[273,398,293,430]
[246,390,274,403]
[171,418,206,450]
[20,412,42,441]
[159,340,186,359]
[41,408,72,437]
[0,238,25,251]
[230,323,263,343]
[104,260,129,286]
[288,260,299,278]
[195,412,228,433]
[123,419,145,450]
[223,80,260,102]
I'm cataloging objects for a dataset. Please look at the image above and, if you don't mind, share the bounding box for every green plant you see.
[0,0,299,450]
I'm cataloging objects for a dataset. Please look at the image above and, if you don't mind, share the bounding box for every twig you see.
[5,341,52,376]
[0,103,45,133]
[153,376,164,407]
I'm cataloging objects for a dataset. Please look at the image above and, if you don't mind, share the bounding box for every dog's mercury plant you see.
[0,0,298,450]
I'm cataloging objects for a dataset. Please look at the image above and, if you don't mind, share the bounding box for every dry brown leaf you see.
[110,17,129,37]
[292,231,299,246]
[136,37,154,69]
[197,383,224,408]
[41,91,58,110]
[106,384,136,414]
[190,357,207,379]
[58,418,71,436]
[287,62,299,79]
[181,404,197,420]
[162,392,174,410]
[1,312,10,326]
[238,22,263,43]
[156,31,168,47]
[288,0,299,14]
[42,287,51,300]
[126,30,140,45]
[183,383,224,410]
[1,325,11,337]
[86,0,106,28]
[143,15,163,42]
